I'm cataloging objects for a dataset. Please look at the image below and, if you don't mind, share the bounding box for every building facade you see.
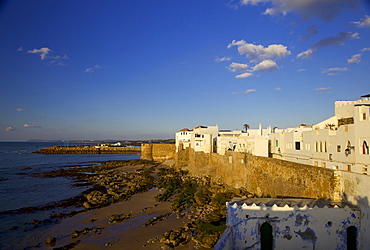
[215,198,361,250]
[175,95,370,174]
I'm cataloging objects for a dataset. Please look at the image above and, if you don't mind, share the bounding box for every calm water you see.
[0,142,140,249]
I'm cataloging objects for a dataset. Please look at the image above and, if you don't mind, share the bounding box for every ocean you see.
[0,142,140,249]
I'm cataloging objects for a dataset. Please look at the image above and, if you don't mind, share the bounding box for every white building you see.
[215,198,361,250]
[175,125,219,153]
[175,128,193,152]
[175,95,370,174]
[270,95,370,174]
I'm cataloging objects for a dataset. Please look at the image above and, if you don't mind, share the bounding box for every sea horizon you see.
[0,141,140,248]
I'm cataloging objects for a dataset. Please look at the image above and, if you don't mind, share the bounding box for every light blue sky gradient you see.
[0,0,369,141]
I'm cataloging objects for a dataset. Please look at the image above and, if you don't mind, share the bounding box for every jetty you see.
[33,145,141,154]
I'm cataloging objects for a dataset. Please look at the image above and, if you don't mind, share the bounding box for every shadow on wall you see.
[341,193,369,207]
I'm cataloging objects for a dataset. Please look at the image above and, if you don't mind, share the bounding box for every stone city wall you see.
[176,147,339,200]
[141,144,176,162]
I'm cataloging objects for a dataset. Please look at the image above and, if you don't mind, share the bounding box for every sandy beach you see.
[23,160,213,250]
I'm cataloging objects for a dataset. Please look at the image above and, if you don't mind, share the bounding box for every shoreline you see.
[5,159,251,249]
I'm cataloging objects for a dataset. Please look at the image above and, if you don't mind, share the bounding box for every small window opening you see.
[295,141,301,150]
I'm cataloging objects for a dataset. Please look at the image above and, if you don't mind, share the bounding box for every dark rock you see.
[45,236,56,245]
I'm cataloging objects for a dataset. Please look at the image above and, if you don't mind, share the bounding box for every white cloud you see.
[26,47,68,65]
[362,48,370,52]
[253,59,279,72]
[27,47,51,60]
[226,40,290,77]
[5,127,14,132]
[85,65,103,73]
[50,55,69,60]
[232,88,257,94]
[353,15,370,28]
[322,67,349,74]
[16,108,26,112]
[23,124,41,128]
[235,72,253,78]
[315,87,331,91]
[347,54,361,64]
[297,49,314,59]
[244,89,256,94]
[228,40,291,62]
[17,46,23,51]
[241,0,358,22]
[241,0,268,5]
[275,87,281,91]
[297,68,307,72]
[227,62,250,72]
[214,56,231,62]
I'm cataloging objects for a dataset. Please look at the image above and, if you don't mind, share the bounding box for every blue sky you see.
[0,0,369,141]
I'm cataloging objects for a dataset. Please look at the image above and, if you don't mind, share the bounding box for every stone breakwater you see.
[33,146,141,154]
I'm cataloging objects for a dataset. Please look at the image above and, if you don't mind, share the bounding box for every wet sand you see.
[33,162,206,249]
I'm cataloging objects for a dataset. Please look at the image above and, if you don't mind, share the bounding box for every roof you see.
[179,128,191,131]
[360,94,370,98]
[194,126,207,129]
[229,198,359,210]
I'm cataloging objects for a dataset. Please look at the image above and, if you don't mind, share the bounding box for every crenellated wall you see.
[215,199,361,250]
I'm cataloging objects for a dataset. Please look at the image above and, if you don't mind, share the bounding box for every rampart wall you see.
[141,144,176,162]
[176,147,339,200]
[144,143,370,204]
[145,143,370,248]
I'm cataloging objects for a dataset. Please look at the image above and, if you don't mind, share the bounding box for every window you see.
[295,141,301,150]
[346,165,352,172]
[260,222,273,250]
[362,141,369,155]
[334,166,339,170]
[362,167,367,174]
[275,140,279,147]
[337,145,341,152]
[322,162,326,168]
[363,113,367,120]
[314,161,318,167]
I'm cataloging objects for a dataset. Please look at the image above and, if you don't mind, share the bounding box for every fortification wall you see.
[176,147,338,200]
[34,146,141,154]
[141,144,175,162]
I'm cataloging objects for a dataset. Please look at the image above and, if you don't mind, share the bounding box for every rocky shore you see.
[10,159,254,249]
